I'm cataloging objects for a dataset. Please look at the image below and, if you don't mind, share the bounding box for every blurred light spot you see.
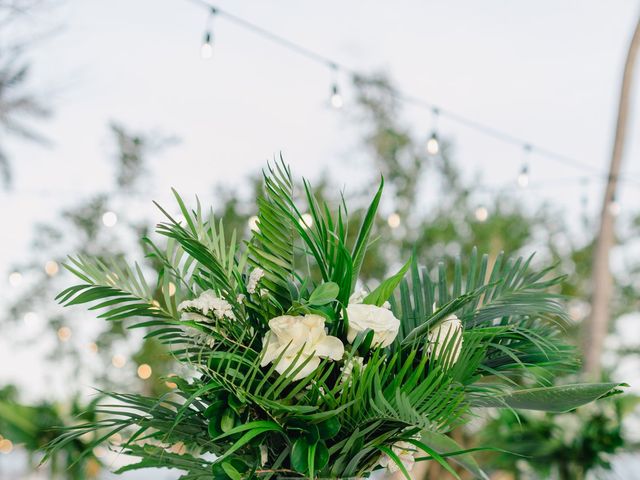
[387,213,401,229]
[93,446,106,458]
[87,342,98,353]
[426,134,439,155]
[112,354,126,368]
[110,433,123,445]
[57,326,72,342]
[608,200,621,217]
[24,311,39,326]
[475,206,489,222]
[137,363,152,380]
[168,282,176,296]
[8,271,22,287]
[0,438,13,454]
[102,211,118,227]
[45,260,60,276]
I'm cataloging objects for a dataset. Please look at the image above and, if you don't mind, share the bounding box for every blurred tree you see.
[0,0,53,188]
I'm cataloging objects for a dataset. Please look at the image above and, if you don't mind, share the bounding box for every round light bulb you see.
[330,84,343,109]
[8,271,22,287]
[201,42,213,59]
[387,213,401,229]
[102,211,118,227]
[608,200,621,217]
[137,363,152,380]
[426,134,440,155]
[112,354,126,368]
[57,326,72,342]
[45,260,59,276]
[475,206,489,222]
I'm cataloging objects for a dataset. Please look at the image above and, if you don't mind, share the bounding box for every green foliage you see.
[45,162,623,479]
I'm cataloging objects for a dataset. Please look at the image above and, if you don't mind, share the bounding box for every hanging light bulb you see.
[608,194,621,217]
[517,144,531,188]
[517,164,529,188]
[330,84,343,109]
[426,132,440,155]
[200,7,216,59]
[426,107,440,155]
[201,32,213,59]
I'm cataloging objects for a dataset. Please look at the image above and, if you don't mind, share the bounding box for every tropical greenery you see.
[43,161,623,479]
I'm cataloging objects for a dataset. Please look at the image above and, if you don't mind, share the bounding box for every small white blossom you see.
[349,289,368,304]
[382,300,391,309]
[378,441,416,473]
[260,444,269,466]
[261,314,344,381]
[180,311,212,324]
[178,290,235,320]
[340,356,364,384]
[236,293,246,303]
[259,288,269,298]
[183,329,215,348]
[247,268,265,294]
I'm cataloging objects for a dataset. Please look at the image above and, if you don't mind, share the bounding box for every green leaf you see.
[471,383,625,412]
[221,461,242,480]
[351,178,384,288]
[420,431,489,480]
[317,417,341,439]
[291,438,310,473]
[363,258,411,307]
[309,282,340,306]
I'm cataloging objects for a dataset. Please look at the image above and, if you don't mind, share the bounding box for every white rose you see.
[345,303,400,347]
[260,314,344,381]
[378,441,416,473]
[428,314,463,364]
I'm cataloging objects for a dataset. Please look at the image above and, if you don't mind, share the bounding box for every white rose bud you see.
[345,303,400,348]
[428,314,463,364]
[260,314,344,381]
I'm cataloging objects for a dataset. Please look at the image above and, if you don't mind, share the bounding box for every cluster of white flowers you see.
[260,314,344,381]
[178,290,235,321]
[340,355,364,384]
[247,268,265,294]
[182,328,216,348]
[378,440,417,473]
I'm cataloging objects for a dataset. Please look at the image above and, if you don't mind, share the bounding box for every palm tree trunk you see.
[583,12,640,378]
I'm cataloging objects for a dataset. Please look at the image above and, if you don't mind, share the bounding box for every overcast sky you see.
[2,0,640,396]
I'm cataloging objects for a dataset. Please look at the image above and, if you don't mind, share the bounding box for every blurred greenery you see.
[1,71,639,479]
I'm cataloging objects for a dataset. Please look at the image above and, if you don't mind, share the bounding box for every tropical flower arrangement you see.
[46,162,623,479]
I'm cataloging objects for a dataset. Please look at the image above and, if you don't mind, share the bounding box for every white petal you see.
[315,335,345,360]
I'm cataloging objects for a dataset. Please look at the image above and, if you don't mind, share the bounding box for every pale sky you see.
[1,1,640,476]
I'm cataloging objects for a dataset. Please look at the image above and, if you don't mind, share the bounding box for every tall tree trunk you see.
[583,13,640,377]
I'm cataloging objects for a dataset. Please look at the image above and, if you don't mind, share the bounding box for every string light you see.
[102,211,118,227]
[474,206,489,222]
[426,108,440,156]
[137,363,153,379]
[387,213,401,229]
[87,342,99,353]
[185,1,640,188]
[517,145,531,188]
[329,64,343,109]
[8,271,22,287]
[608,193,621,217]
[165,373,178,389]
[44,260,59,276]
[168,281,177,296]
[200,7,216,59]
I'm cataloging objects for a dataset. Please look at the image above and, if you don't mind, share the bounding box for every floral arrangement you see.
[46,162,623,479]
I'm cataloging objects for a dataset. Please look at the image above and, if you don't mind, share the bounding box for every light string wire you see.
[186,0,640,188]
